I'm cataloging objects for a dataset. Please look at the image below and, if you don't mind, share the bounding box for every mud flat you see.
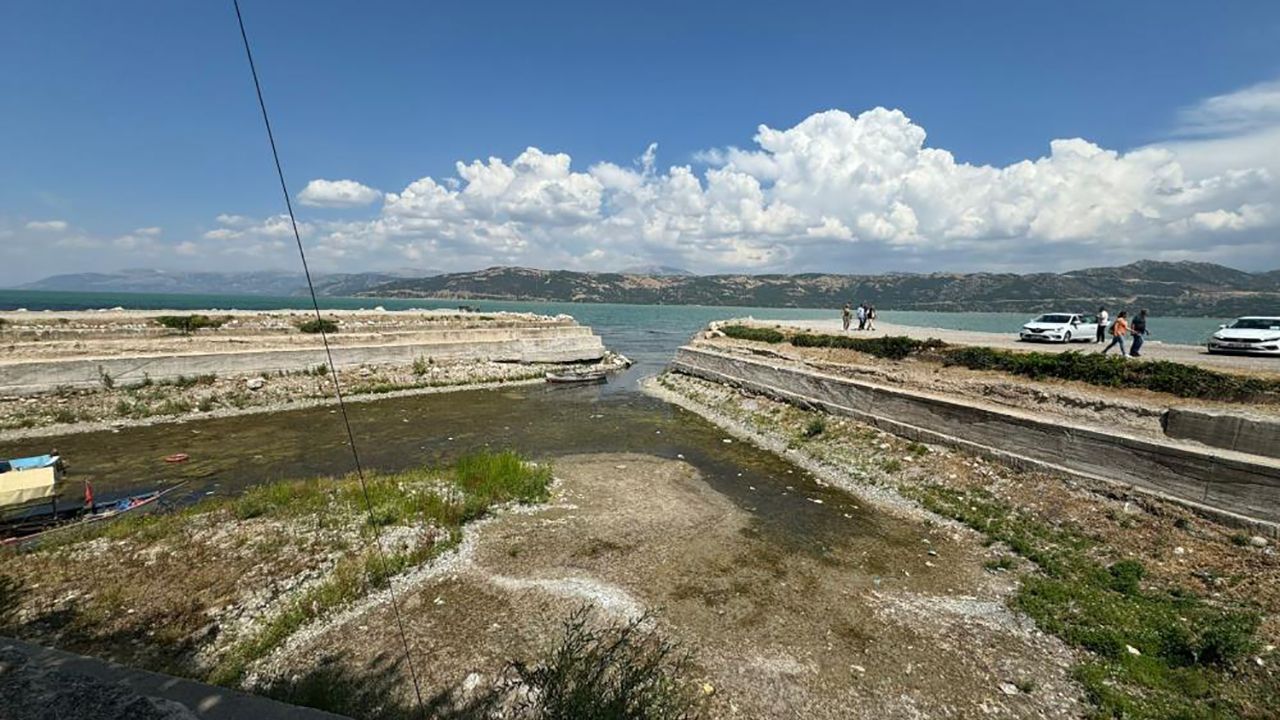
[0,309,624,438]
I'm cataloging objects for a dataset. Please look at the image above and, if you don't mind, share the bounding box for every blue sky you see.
[3,0,1279,277]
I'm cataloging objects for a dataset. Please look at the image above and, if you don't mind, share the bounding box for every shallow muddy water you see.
[0,361,921,563]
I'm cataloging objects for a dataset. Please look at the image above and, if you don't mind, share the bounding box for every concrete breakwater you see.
[0,309,605,396]
[671,345,1280,532]
[0,324,604,395]
[0,309,618,436]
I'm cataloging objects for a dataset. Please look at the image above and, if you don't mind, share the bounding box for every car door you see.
[1067,315,1083,341]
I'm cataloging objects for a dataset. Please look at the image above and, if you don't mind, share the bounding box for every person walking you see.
[856,303,867,331]
[1095,306,1109,343]
[1129,309,1149,357]
[866,305,877,331]
[1100,310,1128,357]
[842,303,853,331]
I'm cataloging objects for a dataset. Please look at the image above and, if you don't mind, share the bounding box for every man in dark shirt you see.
[1129,309,1149,357]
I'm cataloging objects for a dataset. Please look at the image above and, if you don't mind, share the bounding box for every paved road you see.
[780,318,1280,377]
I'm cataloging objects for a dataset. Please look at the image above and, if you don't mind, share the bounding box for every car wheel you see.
[1063,331,1072,343]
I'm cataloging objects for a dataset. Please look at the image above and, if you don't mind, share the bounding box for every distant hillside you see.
[19,269,439,297]
[362,261,1280,317]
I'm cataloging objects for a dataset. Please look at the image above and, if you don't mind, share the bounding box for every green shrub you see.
[154,314,227,334]
[790,333,946,360]
[297,318,339,334]
[412,356,431,376]
[803,416,826,438]
[939,347,1280,402]
[720,325,785,343]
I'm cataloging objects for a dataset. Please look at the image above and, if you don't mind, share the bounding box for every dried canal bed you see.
[262,454,1081,718]
[0,373,1096,717]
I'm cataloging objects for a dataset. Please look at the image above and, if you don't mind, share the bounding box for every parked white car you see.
[1018,313,1096,343]
[1207,317,1280,355]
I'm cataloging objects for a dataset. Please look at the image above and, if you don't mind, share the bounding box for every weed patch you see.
[939,346,1280,403]
[298,318,339,334]
[154,315,228,334]
[790,333,946,360]
[502,606,704,719]
[719,325,785,343]
[907,484,1262,719]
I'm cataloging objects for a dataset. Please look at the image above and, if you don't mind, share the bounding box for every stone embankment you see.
[673,324,1280,533]
[0,309,621,437]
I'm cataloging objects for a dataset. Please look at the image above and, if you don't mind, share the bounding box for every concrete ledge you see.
[1163,407,1280,460]
[0,635,348,719]
[672,346,1280,534]
[0,328,605,395]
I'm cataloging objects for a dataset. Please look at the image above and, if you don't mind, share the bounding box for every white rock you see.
[1126,644,1141,656]
[245,377,265,391]
[1249,536,1269,548]
[998,682,1019,696]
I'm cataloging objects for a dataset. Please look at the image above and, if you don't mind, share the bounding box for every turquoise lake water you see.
[0,289,1227,368]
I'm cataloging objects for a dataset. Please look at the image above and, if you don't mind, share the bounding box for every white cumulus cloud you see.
[25,219,68,232]
[31,79,1280,277]
[297,179,382,208]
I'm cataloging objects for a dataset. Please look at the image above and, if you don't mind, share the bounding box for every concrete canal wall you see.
[671,345,1280,533]
[0,325,605,396]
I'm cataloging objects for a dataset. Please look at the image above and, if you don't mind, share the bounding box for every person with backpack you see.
[1129,309,1150,357]
[1100,310,1128,357]
[1096,306,1109,343]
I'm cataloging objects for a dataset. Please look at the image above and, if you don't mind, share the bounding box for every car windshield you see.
[1034,314,1074,324]
[1228,318,1280,330]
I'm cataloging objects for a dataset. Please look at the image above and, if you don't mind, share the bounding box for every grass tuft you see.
[503,606,704,720]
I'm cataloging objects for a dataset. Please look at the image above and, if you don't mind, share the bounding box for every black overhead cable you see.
[231,2,426,715]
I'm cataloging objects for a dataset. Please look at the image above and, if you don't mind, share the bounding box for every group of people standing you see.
[1097,306,1151,358]
[842,302,877,332]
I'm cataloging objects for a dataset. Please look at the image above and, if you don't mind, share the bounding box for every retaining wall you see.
[1163,407,1280,460]
[0,326,604,395]
[672,346,1280,532]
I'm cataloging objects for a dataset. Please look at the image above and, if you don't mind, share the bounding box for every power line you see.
[231,2,426,714]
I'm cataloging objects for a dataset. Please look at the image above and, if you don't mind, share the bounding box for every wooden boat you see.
[2,482,187,548]
[545,369,608,384]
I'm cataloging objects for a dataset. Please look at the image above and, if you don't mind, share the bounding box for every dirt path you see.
[264,454,1083,719]
[779,318,1280,376]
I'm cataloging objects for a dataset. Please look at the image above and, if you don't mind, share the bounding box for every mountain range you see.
[364,261,1280,317]
[16,261,1280,317]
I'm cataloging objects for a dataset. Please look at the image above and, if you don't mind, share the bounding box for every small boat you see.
[545,369,608,384]
[1,482,188,548]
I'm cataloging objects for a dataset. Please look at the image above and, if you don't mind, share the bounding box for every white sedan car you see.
[1207,317,1280,355]
[1018,313,1096,343]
